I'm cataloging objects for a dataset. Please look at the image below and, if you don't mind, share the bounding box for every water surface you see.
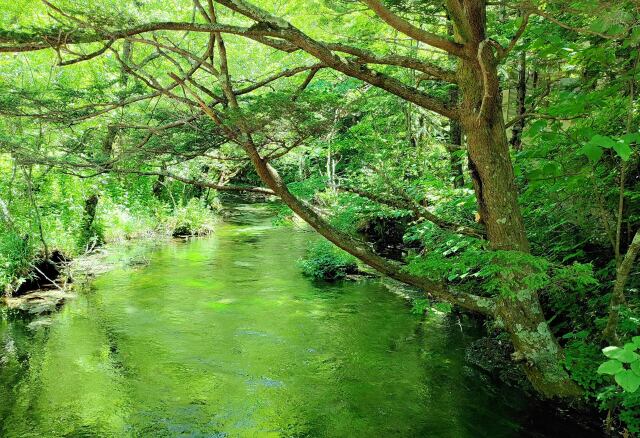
[0,204,597,437]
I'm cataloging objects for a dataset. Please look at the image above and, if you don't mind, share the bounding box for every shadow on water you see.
[0,203,603,437]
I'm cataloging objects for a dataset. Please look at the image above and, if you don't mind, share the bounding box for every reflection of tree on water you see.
[412,315,520,437]
[1,295,131,437]
[0,308,49,430]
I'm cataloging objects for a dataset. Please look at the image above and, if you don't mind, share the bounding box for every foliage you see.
[0,227,35,294]
[299,240,358,281]
[169,198,219,237]
[598,338,640,393]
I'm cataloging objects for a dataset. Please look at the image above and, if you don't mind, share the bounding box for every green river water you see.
[0,204,599,437]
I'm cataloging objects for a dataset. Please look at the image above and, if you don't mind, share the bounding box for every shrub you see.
[102,203,160,242]
[77,219,105,252]
[0,228,35,294]
[596,338,640,435]
[169,198,218,237]
[299,240,358,280]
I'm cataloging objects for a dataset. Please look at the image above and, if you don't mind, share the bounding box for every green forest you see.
[0,0,639,436]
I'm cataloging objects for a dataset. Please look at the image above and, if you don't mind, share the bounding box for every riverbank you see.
[1,197,223,315]
[2,238,171,322]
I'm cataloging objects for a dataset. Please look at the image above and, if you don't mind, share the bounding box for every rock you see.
[465,336,531,390]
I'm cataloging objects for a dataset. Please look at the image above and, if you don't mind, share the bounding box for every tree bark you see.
[454,0,580,398]
[79,194,100,249]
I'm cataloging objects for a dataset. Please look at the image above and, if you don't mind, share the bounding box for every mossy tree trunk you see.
[454,0,580,397]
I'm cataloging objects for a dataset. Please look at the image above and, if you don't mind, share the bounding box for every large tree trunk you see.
[455,0,580,398]
[462,69,579,398]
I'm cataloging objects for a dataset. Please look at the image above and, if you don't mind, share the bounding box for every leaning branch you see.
[170,49,493,315]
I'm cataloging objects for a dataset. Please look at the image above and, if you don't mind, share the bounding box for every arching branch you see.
[168,54,493,315]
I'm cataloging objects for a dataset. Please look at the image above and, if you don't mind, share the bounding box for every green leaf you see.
[543,162,562,177]
[631,360,640,377]
[526,120,547,137]
[513,16,524,29]
[591,134,618,149]
[629,27,640,45]
[603,346,621,357]
[603,346,640,363]
[613,142,632,161]
[606,24,625,35]
[589,18,608,33]
[621,132,640,144]
[597,359,624,375]
[580,143,603,162]
[615,369,640,392]
[619,350,640,363]
[633,336,640,348]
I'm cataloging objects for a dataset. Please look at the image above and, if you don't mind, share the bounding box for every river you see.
[0,203,599,437]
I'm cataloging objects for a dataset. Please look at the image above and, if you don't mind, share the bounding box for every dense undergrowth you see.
[0,173,220,296]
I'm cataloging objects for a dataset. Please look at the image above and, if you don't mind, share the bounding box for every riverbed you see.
[0,204,599,437]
